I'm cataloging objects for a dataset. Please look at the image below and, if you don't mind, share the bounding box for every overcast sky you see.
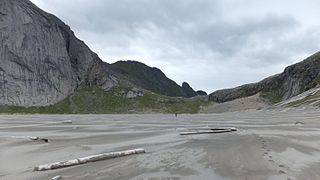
[30,0,320,93]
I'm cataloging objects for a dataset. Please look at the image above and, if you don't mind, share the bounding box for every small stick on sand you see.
[7,136,50,143]
[33,148,146,171]
[51,175,62,180]
[62,120,72,124]
[294,121,304,125]
[29,136,50,143]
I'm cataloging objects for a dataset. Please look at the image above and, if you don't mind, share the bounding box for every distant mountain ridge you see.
[0,0,203,107]
[209,52,320,103]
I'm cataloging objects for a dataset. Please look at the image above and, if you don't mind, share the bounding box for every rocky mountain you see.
[0,0,202,107]
[181,82,197,97]
[109,61,197,97]
[209,52,320,103]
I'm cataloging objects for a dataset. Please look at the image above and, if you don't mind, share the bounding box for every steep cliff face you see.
[209,52,320,103]
[0,0,118,106]
[0,0,75,106]
[280,52,320,99]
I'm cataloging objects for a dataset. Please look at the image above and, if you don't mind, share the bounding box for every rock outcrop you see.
[196,90,207,96]
[209,52,320,103]
[181,82,197,97]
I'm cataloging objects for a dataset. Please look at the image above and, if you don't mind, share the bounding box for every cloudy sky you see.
[30,0,320,93]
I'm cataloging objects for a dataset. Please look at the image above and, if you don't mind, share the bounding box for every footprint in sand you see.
[279,170,286,174]
[254,135,293,180]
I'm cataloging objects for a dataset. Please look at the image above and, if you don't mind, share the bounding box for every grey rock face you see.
[87,60,118,90]
[196,90,207,96]
[119,88,144,98]
[209,52,320,103]
[0,0,116,106]
[181,82,197,97]
[0,0,77,106]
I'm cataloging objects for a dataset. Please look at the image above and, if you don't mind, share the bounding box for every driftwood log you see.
[180,129,232,135]
[34,148,145,171]
[189,127,237,131]
[180,127,237,135]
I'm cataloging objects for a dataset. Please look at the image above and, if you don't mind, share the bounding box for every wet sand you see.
[1,109,320,180]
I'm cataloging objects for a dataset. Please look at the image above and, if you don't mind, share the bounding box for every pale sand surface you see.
[1,109,320,180]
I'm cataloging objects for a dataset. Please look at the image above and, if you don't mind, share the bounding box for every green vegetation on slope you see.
[0,86,208,114]
[260,88,282,104]
[286,90,320,107]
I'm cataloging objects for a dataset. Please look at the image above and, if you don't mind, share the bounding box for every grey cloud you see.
[183,14,299,58]
[48,0,220,33]
[30,0,320,92]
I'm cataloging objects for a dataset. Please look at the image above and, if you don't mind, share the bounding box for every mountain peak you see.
[181,82,197,97]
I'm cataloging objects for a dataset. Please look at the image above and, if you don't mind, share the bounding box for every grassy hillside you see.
[260,88,282,104]
[285,90,320,107]
[0,86,208,114]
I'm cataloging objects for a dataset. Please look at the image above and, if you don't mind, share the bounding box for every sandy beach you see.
[1,109,320,180]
